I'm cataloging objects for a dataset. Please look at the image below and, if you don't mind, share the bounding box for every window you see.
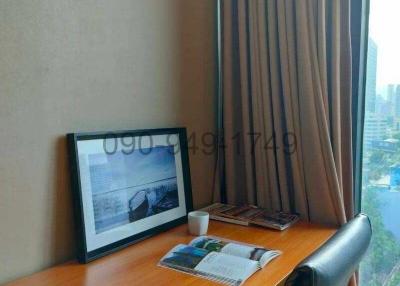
[360,1,400,285]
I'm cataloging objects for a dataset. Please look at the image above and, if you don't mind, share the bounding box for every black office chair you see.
[285,214,372,286]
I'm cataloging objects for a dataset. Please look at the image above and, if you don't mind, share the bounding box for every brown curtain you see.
[219,1,355,283]
[220,0,354,229]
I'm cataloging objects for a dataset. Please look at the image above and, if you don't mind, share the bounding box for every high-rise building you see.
[386,84,400,118]
[395,85,400,117]
[388,84,395,99]
[375,94,384,114]
[388,84,396,116]
[363,113,388,144]
[366,38,378,113]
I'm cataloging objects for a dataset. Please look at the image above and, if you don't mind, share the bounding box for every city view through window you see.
[360,1,400,285]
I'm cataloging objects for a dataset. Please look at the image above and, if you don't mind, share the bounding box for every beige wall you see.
[0,0,216,283]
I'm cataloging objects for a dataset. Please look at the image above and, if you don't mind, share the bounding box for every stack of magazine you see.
[201,203,299,231]
[159,236,281,285]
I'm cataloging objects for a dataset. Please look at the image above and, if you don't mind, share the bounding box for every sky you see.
[89,145,177,193]
[369,0,400,88]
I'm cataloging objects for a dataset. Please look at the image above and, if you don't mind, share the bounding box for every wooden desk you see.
[7,221,336,286]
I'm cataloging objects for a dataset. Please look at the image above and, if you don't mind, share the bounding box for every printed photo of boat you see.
[88,145,179,234]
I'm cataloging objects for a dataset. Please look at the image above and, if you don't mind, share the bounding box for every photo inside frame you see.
[87,145,179,234]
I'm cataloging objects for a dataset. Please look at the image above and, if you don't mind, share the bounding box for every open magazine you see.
[202,203,299,230]
[158,236,281,285]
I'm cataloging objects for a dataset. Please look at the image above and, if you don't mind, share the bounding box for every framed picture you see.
[67,128,193,263]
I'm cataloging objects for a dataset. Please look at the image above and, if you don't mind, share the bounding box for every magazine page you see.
[202,203,299,231]
[159,244,258,286]
[200,203,250,226]
[194,251,259,284]
[251,211,299,230]
[216,205,262,221]
[203,203,237,214]
[189,236,281,268]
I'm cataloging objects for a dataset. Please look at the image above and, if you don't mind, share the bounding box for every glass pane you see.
[360,1,400,285]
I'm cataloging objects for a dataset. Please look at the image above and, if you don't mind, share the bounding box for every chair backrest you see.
[285,214,372,286]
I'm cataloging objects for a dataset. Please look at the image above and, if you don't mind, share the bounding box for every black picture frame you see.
[67,127,193,263]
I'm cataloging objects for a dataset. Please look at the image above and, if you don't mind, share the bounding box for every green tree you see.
[360,186,400,286]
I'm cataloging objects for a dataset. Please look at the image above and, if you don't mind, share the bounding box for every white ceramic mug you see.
[188,211,209,236]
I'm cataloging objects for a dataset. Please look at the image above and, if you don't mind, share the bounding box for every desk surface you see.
[7,220,336,286]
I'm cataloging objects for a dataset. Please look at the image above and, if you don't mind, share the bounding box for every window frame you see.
[351,0,371,214]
